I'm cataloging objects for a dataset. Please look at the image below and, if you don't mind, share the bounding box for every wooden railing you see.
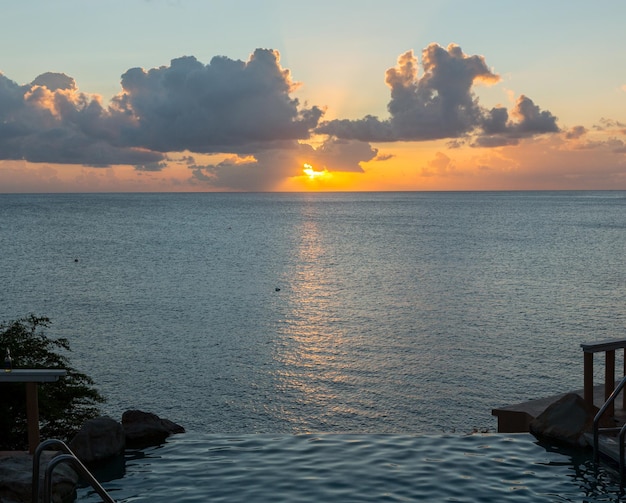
[581,339,626,416]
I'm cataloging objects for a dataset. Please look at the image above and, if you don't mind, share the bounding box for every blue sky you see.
[1,0,625,191]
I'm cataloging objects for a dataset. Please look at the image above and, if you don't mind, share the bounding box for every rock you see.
[69,416,126,464]
[122,410,185,449]
[0,451,78,503]
[529,393,607,448]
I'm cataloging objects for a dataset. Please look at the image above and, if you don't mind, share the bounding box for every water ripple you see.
[77,433,625,502]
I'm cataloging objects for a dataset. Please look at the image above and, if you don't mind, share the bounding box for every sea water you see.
[2,191,626,499]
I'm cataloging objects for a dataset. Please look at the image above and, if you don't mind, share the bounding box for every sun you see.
[303,163,328,179]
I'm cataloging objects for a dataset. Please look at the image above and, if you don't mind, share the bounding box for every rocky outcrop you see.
[122,410,185,449]
[0,451,78,503]
[529,393,606,448]
[69,416,126,464]
[67,410,184,463]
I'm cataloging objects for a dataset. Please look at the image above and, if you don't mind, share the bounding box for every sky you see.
[1,0,626,192]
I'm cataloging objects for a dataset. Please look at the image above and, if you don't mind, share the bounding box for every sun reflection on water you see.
[272,206,361,429]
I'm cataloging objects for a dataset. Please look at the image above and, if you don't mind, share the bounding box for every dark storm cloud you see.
[113,49,323,153]
[317,43,559,146]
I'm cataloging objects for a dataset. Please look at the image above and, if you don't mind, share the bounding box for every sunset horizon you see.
[1,1,625,193]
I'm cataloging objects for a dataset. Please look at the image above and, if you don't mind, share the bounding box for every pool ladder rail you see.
[592,374,626,482]
[32,438,116,503]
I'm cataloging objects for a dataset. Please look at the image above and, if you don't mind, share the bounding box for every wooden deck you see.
[492,382,626,433]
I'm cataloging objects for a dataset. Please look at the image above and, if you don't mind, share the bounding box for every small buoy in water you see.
[275,287,281,292]
[74,258,79,263]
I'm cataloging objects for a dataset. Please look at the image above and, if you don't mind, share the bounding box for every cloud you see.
[566,119,626,151]
[190,138,377,190]
[0,49,323,167]
[374,152,394,161]
[317,43,559,147]
[0,72,163,165]
[473,95,559,146]
[564,125,587,140]
[469,134,626,189]
[190,146,312,191]
[0,43,562,193]
[421,152,458,177]
[317,44,499,141]
[573,137,626,152]
[593,117,626,132]
[113,49,323,154]
[135,161,169,172]
[312,138,377,173]
[31,72,77,92]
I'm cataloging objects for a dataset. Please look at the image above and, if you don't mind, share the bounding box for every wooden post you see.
[581,339,626,413]
[0,369,66,453]
[584,351,594,406]
[25,382,40,454]
[606,350,615,417]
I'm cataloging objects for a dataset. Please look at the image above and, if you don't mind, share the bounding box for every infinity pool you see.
[75,433,623,502]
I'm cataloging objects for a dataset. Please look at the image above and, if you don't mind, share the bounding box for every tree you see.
[0,315,105,450]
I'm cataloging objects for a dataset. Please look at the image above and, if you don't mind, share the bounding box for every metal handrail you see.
[619,421,626,480]
[593,374,626,467]
[44,454,116,503]
[32,438,116,503]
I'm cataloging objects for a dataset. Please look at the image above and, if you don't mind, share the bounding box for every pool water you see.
[76,433,624,502]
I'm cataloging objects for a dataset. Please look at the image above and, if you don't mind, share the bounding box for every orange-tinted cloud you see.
[0,43,603,193]
[0,71,162,166]
[188,138,377,190]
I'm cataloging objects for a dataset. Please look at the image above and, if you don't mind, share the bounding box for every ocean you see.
[2,191,625,435]
[4,191,626,501]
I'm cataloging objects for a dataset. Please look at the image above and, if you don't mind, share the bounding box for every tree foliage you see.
[0,315,105,450]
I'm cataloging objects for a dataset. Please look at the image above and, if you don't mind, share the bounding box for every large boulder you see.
[122,410,185,449]
[529,393,607,448]
[69,416,126,464]
[0,451,78,503]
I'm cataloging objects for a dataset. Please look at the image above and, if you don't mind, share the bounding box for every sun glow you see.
[303,163,328,179]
